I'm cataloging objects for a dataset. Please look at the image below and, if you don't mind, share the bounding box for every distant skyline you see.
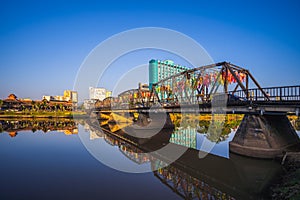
[1,0,300,100]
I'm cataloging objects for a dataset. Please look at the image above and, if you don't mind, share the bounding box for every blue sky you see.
[1,0,300,100]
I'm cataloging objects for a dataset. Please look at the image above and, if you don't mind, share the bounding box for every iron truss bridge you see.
[97,62,300,115]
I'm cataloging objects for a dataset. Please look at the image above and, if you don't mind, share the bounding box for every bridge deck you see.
[96,100,300,115]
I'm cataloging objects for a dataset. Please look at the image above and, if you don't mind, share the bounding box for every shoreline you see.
[270,153,300,199]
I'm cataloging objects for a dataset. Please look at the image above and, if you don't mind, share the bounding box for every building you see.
[83,99,97,110]
[43,90,78,103]
[138,82,149,91]
[7,94,17,100]
[89,87,110,101]
[63,90,78,103]
[105,91,112,98]
[149,59,189,89]
[41,90,78,110]
[0,91,77,111]
[42,95,53,101]
[83,87,111,110]
[89,87,106,100]
[42,95,65,101]
[1,94,21,110]
[54,95,65,101]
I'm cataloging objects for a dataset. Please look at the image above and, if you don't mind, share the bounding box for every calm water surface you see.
[0,118,299,200]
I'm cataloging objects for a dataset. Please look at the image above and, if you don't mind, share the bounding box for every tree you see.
[31,100,36,111]
[41,99,48,111]
[36,102,41,111]
[54,104,59,112]
[21,105,25,112]
[0,99,3,110]
[59,104,64,111]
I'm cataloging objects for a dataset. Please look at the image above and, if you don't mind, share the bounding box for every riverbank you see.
[0,111,88,118]
[270,153,300,199]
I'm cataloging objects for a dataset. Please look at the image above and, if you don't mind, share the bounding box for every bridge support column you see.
[229,114,300,158]
[136,112,174,128]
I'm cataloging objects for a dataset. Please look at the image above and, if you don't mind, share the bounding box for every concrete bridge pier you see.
[229,114,300,158]
[136,112,174,129]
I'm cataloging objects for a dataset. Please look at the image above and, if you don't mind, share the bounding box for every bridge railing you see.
[230,85,300,102]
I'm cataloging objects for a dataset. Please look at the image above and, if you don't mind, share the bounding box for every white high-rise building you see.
[89,87,107,101]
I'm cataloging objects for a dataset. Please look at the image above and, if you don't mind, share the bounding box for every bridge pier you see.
[136,112,174,129]
[229,114,300,158]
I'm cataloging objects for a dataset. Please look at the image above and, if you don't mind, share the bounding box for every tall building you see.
[149,59,189,89]
[89,87,107,101]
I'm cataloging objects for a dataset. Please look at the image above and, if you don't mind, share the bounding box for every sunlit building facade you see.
[89,87,111,101]
[64,90,78,103]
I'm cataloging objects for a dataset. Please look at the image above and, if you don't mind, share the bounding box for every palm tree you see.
[36,102,41,111]
[21,105,25,112]
[31,100,36,111]
[59,104,64,111]
[41,99,48,111]
[0,99,3,110]
[54,104,58,113]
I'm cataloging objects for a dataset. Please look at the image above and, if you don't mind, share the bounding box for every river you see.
[0,116,299,200]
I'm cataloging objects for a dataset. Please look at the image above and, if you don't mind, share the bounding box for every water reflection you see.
[289,115,300,131]
[0,118,78,136]
[1,115,299,200]
[169,114,243,150]
[83,118,282,200]
[170,114,243,142]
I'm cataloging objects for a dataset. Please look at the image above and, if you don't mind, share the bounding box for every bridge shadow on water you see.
[85,116,286,200]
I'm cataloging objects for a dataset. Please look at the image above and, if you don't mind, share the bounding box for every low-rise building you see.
[105,91,112,98]
[64,90,78,103]
[42,95,53,101]
[0,90,79,112]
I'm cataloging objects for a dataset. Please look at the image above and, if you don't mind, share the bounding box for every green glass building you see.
[149,59,189,89]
